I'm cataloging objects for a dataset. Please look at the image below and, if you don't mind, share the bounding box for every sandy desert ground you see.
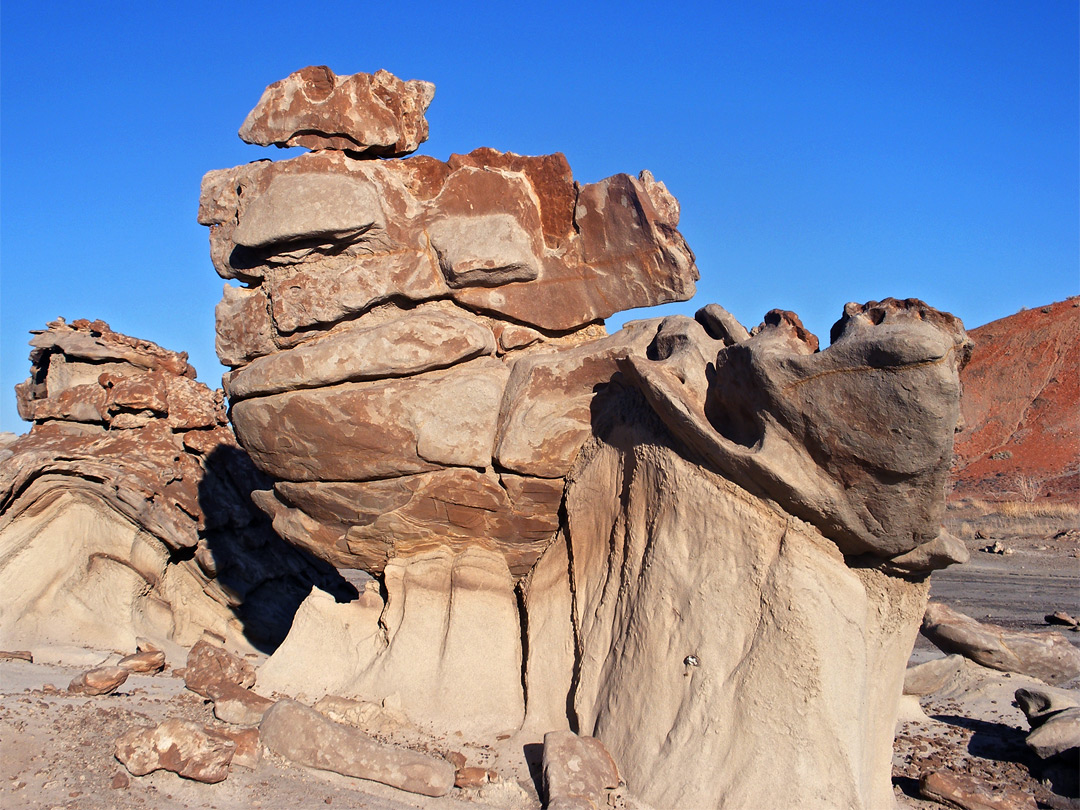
[1,500,1076,810]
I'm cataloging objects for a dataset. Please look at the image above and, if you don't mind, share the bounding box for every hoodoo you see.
[194,67,972,808]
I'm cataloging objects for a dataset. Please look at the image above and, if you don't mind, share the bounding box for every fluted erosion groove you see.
[0,66,974,808]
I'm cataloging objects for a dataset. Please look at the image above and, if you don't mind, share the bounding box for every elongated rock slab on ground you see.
[260,699,455,797]
[921,601,1080,685]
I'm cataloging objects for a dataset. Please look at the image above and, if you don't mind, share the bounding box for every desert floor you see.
[2,501,1077,810]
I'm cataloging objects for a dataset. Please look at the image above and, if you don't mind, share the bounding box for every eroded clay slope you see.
[952,297,1079,502]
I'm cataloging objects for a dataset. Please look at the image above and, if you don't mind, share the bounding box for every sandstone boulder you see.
[1015,687,1080,758]
[260,699,455,797]
[69,666,128,695]
[542,731,620,810]
[921,601,1080,684]
[118,650,166,674]
[183,639,257,697]
[239,66,434,156]
[1024,708,1080,759]
[115,718,236,783]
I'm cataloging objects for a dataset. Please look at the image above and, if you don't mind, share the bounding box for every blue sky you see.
[2,1,1077,434]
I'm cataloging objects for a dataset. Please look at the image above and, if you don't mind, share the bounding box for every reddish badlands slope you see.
[951,297,1079,501]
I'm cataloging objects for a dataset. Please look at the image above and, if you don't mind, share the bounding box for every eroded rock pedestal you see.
[199,67,972,808]
[0,318,346,655]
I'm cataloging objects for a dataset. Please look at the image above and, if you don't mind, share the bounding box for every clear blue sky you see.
[2,1,1077,435]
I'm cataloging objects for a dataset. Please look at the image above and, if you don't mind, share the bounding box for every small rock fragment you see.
[260,699,455,797]
[118,650,166,673]
[69,666,128,696]
[115,718,236,783]
[110,772,129,789]
[0,650,32,662]
[455,766,490,788]
[211,725,262,769]
[1045,610,1079,628]
[919,770,1036,810]
[980,540,1012,555]
[313,694,411,736]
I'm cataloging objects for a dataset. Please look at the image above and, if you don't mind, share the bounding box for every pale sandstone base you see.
[0,493,256,656]
[550,414,930,810]
[259,546,525,736]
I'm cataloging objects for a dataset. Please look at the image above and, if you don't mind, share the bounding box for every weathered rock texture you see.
[951,296,1080,502]
[199,69,972,806]
[0,318,349,655]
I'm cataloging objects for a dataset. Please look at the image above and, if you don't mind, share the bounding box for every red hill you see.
[951,297,1079,502]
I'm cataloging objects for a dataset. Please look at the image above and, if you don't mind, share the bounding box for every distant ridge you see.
[951,297,1079,501]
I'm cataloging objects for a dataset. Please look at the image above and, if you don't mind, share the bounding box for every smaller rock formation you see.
[239,66,435,156]
[207,681,273,726]
[903,654,966,695]
[69,666,129,695]
[118,650,166,673]
[260,700,456,797]
[0,318,349,655]
[115,718,237,783]
[921,601,1080,685]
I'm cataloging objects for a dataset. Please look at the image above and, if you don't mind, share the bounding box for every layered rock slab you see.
[239,66,435,157]
[260,699,455,796]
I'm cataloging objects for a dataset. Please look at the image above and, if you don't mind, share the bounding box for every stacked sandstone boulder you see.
[195,67,974,810]
[0,318,346,655]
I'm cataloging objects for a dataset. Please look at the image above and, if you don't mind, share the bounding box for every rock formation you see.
[0,318,348,656]
[191,67,978,808]
[951,296,1079,502]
